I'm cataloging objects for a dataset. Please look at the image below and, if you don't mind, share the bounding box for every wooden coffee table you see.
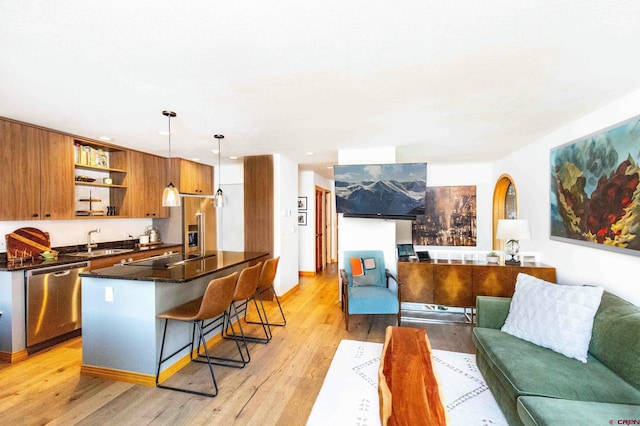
[378,326,447,425]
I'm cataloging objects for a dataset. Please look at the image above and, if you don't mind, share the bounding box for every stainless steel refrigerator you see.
[154,196,217,255]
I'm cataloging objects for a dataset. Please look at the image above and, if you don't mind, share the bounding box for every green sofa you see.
[473,291,640,426]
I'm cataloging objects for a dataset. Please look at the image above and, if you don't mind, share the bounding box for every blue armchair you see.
[340,250,401,331]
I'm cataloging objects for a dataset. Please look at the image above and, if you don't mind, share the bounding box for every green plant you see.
[487,251,499,257]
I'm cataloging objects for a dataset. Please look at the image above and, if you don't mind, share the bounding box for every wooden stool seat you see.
[158,298,204,322]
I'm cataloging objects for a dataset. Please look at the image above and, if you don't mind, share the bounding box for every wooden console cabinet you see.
[398,260,556,308]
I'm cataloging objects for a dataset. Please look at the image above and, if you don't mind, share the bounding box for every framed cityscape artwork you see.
[412,185,477,246]
[550,114,640,256]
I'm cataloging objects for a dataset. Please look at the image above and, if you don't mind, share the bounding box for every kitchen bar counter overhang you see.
[80,250,268,386]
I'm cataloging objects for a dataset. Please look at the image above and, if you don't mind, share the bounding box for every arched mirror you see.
[492,174,518,250]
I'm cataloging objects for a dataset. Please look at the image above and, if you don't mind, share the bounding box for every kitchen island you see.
[0,242,181,363]
[79,251,267,386]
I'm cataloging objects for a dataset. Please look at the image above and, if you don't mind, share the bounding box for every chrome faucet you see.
[87,228,100,252]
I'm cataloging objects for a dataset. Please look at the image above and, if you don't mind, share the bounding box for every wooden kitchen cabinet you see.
[170,158,213,195]
[0,119,74,220]
[125,151,168,218]
[398,260,556,308]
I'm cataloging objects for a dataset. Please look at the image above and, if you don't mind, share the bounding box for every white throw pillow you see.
[501,273,603,363]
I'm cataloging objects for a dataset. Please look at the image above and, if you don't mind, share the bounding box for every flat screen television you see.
[334,163,427,220]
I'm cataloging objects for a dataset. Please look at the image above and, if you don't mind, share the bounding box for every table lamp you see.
[496,219,530,265]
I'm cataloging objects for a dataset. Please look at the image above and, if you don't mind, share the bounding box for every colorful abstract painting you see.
[412,186,477,246]
[550,115,640,255]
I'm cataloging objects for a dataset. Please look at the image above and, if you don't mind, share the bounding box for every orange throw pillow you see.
[350,257,364,276]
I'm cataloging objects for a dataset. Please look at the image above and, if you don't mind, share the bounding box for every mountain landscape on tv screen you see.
[335,178,426,216]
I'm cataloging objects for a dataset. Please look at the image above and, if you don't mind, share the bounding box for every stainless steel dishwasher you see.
[25,261,89,352]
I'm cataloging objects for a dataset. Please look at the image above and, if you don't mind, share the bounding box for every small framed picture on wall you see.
[298,196,307,210]
[298,211,307,226]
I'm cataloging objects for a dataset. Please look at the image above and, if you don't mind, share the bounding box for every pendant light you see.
[214,134,225,208]
[162,110,181,207]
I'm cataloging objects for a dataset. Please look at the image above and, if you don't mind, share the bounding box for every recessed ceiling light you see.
[305,152,314,156]
[158,130,170,136]
[98,136,112,141]
[192,158,200,162]
[327,166,332,169]
[211,149,219,154]
[229,156,239,160]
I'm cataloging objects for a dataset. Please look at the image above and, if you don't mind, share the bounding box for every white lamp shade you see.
[496,219,530,240]
[162,183,181,207]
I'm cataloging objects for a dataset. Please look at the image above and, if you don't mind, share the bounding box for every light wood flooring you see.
[0,263,474,426]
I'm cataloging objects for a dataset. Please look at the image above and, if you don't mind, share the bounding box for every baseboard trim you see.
[279,283,300,302]
[0,349,28,364]
[299,271,316,277]
[80,364,156,387]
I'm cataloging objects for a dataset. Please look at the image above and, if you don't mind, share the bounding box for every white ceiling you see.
[2,1,640,180]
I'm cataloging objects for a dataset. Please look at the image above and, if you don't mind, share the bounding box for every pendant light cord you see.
[168,113,172,179]
[218,137,221,191]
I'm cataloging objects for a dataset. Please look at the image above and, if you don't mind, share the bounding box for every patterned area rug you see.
[307,340,507,426]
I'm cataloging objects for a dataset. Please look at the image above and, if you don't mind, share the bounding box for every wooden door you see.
[143,154,168,218]
[196,162,213,195]
[124,151,145,218]
[0,120,41,220]
[398,261,435,303]
[127,151,169,218]
[244,155,274,255]
[472,264,514,298]
[315,189,323,272]
[178,159,196,193]
[39,130,74,219]
[433,263,474,307]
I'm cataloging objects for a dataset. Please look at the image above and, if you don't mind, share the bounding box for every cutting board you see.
[6,227,51,260]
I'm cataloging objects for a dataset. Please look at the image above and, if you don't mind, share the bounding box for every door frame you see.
[315,185,332,272]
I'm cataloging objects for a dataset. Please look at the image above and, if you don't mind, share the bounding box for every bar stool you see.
[246,257,286,332]
[155,271,238,398]
[223,262,272,347]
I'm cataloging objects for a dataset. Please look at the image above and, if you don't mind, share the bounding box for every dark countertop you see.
[80,251,268,283]
[0,241,181,272]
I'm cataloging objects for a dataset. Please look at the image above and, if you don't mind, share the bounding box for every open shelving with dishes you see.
[73,139,128,218]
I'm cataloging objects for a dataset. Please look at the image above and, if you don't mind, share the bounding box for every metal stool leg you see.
[245,286,286,328]
[195,311,250,369]
[227,297,271,344]
[156,319,219,398]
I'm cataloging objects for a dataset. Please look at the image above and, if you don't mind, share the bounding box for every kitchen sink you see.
[67,248,134,258]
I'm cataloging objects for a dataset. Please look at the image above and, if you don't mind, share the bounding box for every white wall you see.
[273,154,299,296]
[297,170,335,273]
[396,162,494,259]
[495,88,640,306]
[298,171,316,273]
[217,162,244,251]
